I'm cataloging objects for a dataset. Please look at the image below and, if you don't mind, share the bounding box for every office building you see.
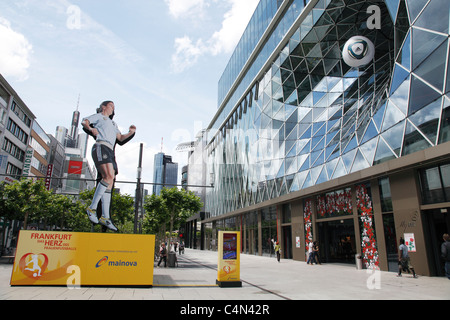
[199,0,450,277]
[152,152,178,195]
[0,74,36,183]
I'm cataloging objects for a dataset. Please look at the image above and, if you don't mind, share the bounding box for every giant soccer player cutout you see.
[81,101,136,232]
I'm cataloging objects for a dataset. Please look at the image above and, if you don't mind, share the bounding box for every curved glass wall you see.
[206,0,450,218]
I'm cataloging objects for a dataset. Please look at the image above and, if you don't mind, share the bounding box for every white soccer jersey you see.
[83,113,120,147]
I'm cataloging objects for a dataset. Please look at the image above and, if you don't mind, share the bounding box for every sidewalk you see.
[0,248,449,300]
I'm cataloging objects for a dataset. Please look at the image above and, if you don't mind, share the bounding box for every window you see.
[379,177,393,212]
[6,162,22,177]
[2,138,25,162]
[419,163,450,204]
[6,118,29,144]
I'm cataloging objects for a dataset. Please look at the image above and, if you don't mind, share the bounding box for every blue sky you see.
[0,0,259,194]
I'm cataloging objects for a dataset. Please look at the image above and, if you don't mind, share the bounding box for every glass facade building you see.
[199,0,450,277]
[152,152,178,196]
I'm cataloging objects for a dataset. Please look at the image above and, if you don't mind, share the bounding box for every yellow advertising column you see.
[10,231,155,287]
[216,231,242,288]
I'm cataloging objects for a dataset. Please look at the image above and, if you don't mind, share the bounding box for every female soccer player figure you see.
[81,101,136,231]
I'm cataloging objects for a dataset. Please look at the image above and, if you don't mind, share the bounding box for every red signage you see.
[68,161,83,175]
[45,164,53,190]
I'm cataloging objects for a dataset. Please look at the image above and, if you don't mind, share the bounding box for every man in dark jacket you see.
[442,234,450,280]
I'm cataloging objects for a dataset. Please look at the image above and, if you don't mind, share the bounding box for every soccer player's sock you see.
[89,180,109,210]
[101,189,112,219]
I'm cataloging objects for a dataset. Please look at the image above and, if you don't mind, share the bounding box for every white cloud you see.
[0,17,33,81]
[170,0,259,73]
[209,0,260,55]
[165,0,207,19]
[171,36,206,73]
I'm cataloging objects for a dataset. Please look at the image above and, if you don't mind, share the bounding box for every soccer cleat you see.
[99,217,118,232]
[86,207,99,224]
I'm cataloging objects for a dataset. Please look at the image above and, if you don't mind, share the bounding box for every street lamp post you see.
[134,143,143,234]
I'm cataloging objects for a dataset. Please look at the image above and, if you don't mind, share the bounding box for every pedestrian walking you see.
[307,241,315,265]
[397,238,417,278]
[274,241,281,263]
[313,241,322,265]
[179,241,185,255]
[157,243,167,268]
[441,233,450,280]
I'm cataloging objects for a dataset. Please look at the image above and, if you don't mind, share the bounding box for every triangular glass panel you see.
[310,165,323,185]
[351,150,370,173]
[313,91,326,105]
[412,27,447,71]
[382,120,405,157]
[373,137,397,165]
[359,137,378,166]
[409,75,441,115]
[406,0,430,23]
[283,75,296,101]
[290,174,300,193]
[385,0,400,21]
[389,74,410,115]
[397,30,411,71]
[402,120,433,155]
[342,148,357,172]
[325,157,339,179]
[343,135,357,153]
[409,97,442,145]
[414,40,448,92]
[299,154,311,171]
[285,90,298,106]
[329,78,343,93]
[373,102,386,131]
[294,62,308,85]
[297,153,309,171]
[326,143,341,161]
[298,80,312,105]
[332,158,347,179]
[316,167,328,185]
[299,126,312,140]
[382,101,406,132]
[302,171,313,189]
[297,171,309,191]
[361,120,379,145]
[414,0,450,34]
[286,157,297,175]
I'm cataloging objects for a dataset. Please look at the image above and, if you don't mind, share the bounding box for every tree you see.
[1,178,52,230]
[79,189,135,233]
[144,187,203,247]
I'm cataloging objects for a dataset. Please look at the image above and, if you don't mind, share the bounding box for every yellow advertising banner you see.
[217,231,241,287]
[10,231,155,287]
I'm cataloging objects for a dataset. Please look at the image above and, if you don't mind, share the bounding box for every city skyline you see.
[0,0,260,194]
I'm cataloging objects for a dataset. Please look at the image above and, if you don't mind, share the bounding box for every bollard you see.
[355,253,363,270]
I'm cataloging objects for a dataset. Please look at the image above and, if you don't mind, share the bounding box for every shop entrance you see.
[318,219,356,264]
[282,226,292,259]
[423,209,450,277]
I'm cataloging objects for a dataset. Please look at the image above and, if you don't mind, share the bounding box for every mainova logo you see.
[96,256,109,268]
[95,256,137,268]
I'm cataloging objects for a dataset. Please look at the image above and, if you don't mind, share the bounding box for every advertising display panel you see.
[217,231,241,288]
[10,231,155,287]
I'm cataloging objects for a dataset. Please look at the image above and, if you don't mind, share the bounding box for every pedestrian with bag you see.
[157,243,167,268]
[397,238,417,278]
[274,241,281,263]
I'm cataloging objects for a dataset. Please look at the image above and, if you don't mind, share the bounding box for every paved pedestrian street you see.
[1,248,449,302]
